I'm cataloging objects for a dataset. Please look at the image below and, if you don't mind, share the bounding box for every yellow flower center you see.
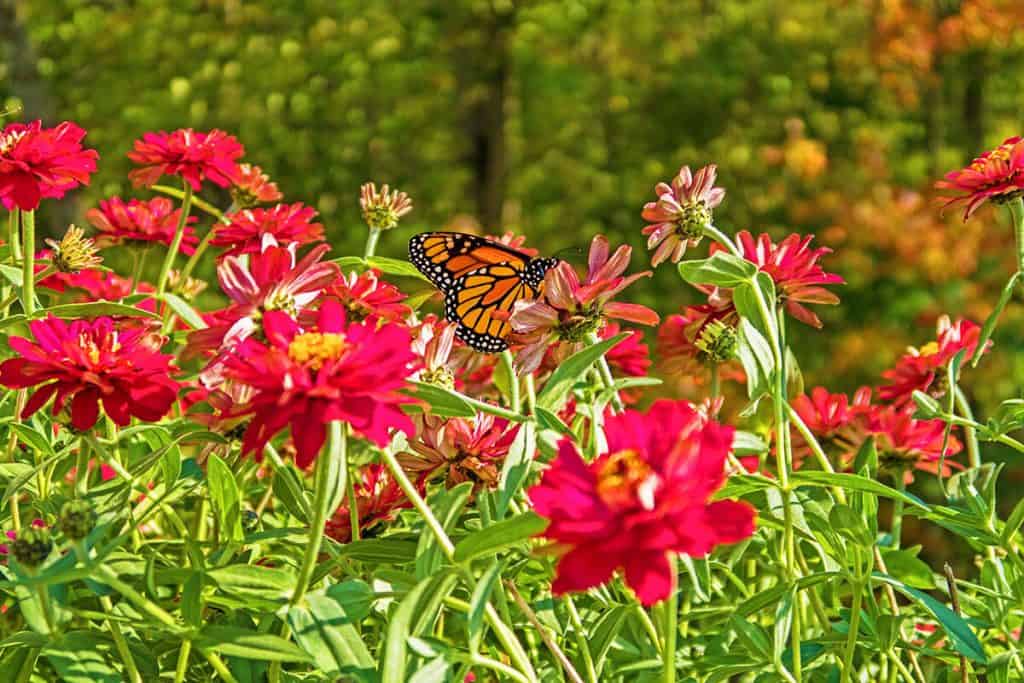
[972,142,1014,171]
[596,449,660,509]
[80,333,120,365]
[917,341,940,358]
[0,129,26,155]
[287,332,346,370]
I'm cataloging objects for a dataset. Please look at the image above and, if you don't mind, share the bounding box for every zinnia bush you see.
[2,121,1023,683]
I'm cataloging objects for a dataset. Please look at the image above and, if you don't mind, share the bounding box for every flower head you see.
[711,231,844,328]
[87,196,198,253]
[399,414,520,490]
[936,136,1024,220]
[211,203,324,257]
[880,316,987,405]
[44,224,101,274]
[229,162,283,207]
[326,269,411,324]
[411,316,459,390]
[642,164,725,266]
[790,386,872,464]
[127,128,244,190]
[657,303,742,386]
[12,527,53,569]
[360,182,413,231]
[866,406,962,480]
[325,464,411,543]
[510,235,659,373]
[530,399,755,605]
[0,120,98,211]
[221,300,418,468]
[0,316,178,431]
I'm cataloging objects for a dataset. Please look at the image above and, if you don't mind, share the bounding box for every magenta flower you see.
[86,196,198,253]
[936,136,1024,219]
[0,120,98,211]
[128,128,244,190]
[642,164,725,266]
[210,203,324,258]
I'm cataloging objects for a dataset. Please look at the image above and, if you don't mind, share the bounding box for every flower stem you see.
[0,265,56,312]
[202,648,240,683]
[891,471,906,549]
[173,641,192,683]
[156,181,194,299]
[20,209,35,315]
[130,246,151,296]
[8,207,21,262]
[709,363,720,399]
[92,563,180,630]
[1008,197,1024,275]
[363,227,382,259]
[501,349,520,412]
[100,594,143,683]
[179,201,235,283]
[703,223,742,258]
[660,555,678,683]
[953,388,981,469]
[565,596,598,683]
[584,331,624,412]
[841,579,863,683]
[347,466,361,542]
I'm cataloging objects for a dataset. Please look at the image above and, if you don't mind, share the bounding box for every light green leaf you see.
[206,453,244,542]
[678,252,757,287]
[42,301,160,320]
[453,511,547,563]
[194,626,313,663]
[161,293,206,329]
[537,333,628,410]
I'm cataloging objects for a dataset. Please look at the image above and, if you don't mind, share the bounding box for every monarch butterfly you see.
[409,232,559,353]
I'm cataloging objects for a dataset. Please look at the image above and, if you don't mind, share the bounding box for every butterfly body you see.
[409,232,558,352]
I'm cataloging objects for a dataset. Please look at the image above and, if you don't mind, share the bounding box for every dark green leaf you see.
[288,587,374,674]
[468,560,505,653]
[405,382,477,418]
[42,301,160,320]
[454,511,547,563]
[495,421,537,519]
[206,453,244,542]
[194,626,313,663]
[537,333,628,410]
[45,633,119,683]
[382,578,433,683]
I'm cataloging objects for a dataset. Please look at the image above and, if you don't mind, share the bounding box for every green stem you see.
[841,579,863,683]
[100,594,143,683]
[501,349,520,412]
[155,181,194,299]
[584,331,624,413]
[635,603,662,653]
[524,373,537,416]
[8,207,21,262]
[660,555,678,683]
[891,472,906,549]
[565,596,599,683]
[21,209,35,315]
[703,223,742,258]
[1008,197,1024,275]
[363,227,382,259]
[174,641,192,683]
[787,404,847,504]
[202,649,240,683]
[130,246,151,296]
[179,201,236,283]
[0,265,56,313]
[92,563,180,630]
[953,388,981,469]
[709,363,720,399]
[347,466,361,542]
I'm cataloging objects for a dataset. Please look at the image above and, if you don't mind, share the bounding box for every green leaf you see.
[537,332,628,410]
[468,560,505,653]
[271,464,311,523]
[736,318,774,400]
[206,453,244,542]
[405,382,477,418]
[382,578,433,683]
[911,390,942,419]
[678,252,757,287]
[773,588,795,664]
[590,605,629,676]
[333,255,365,271]
[534,406,574,438]
[44,633,119,683]
[287,587,374,674]
[972,271,1017,367]
[1001,494,1024,544]
[791,471,927,509]
[829,504,874,547]
[6,422,56,458]
[728,615,772,661]
[366,255,431,281]
[495,421,537,518]
[872,573,987,664]
[42,301,160,320]
[194,626,313,663]
[879,547,935,589]
[160,443,181,488]
[161,293,207,329]
[208,565,296,600]
[417,483,473,578]
[337,538,418,564]
[453,511,547,562]
[732,430,768,455]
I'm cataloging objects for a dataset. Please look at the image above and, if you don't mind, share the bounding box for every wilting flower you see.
[220,299,418,468]
[880,316,987,405]
[510,235,659,373]
[44,224,101,274]
[866,406,962,480]
[399,414,520,490]
[530,400,755,606]
[127,128,244,190]
[360,182,413,231]
[87,196,198,253]
[325,464,411,543]
[326,269,411,324]
[0,316,178,431]
[185,236,339,361]
[711,231,844,328]
[0,120,98,211]
[411,316,459,390]
[229,162,283,207]
[642,164,725,266]
[211,203,324,257]
[937,136,1024,220]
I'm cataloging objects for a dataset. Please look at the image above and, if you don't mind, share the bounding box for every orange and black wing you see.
[409,232,531,291]
[444,264,541,353]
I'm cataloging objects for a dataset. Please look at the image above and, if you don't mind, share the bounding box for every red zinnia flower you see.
[398,414,520,490]
[880,316,987,405]
[790,386,872,465]
[642,164,725,266]
[211,203,324,257]
[656,304,743,387]
[325,269,411,324]
[221,299,418,468]
[229,163,283,207]
[325,464,411,543]
[510,235,660,374]
[86,196,198,253]
[529,399,756,606]
[0,316,178,431]
[936,136,1024,220]
[865,406,962,480]
[0,120,98,211]
[710,231,844,328]
[128,128,244,190]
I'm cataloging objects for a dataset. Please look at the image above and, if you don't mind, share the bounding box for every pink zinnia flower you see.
[880,316,988,405]
[710,231,844,328]
[210,203,324,257]
[127,128,244,190]
[790,386,873,466]
[411,316,459,390]
[399,414,520,490]
[530,399,755,606]
[86,196,198,253]
[656,304,744,386]
[510,235,659,374]
[325,464,412,543]
[325,269,411,324]
[221,299,418,467]
[0,316,178,431]
[0,120,98,211]
[936,136,1024,219]
[866,406,962,480]
[229,163,283,207]
[642,164,725,266]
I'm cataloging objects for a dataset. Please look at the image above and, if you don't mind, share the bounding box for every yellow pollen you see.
[0,130,26,155]
[596,450,659,508]
[917,341,940,358]
[972,142,1014,171]
[288,332,346,370]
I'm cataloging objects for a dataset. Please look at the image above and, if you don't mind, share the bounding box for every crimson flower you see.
[936,136,1024,220]
[510,235,659,373]
[127,128,244,190]
[880,316,987,405]
[656,304,743,386]
[398,414,520,490]
[790,386,872,464]
[866,406,962,480]
[325,269,411,324]
[221,299,418,468]
[39,263,154,303]
[86,196,198,253]
[530,399,755,606]
[0,316,178,431]
[710,231,843,328]
[0,120,98,211]
[642,164,725,266]
[325,464,411,543]
[229,163,283,207]
[211,203,324,257]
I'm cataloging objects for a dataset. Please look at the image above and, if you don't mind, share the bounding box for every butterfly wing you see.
[409,232,531,291]
[444,264,541,352]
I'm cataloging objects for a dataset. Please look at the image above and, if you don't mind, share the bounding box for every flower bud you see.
[695,319,738,363]
[360,182,412,231]
[58,500,97,541]
[45,224,102,274]
[12,527,53,568]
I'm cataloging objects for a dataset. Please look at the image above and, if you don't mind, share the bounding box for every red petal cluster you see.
[879,316,987,405]
[0,120,98,211]
[211,203,324,257]
[128,128,244,190]
[325,465,412,543]
[325,269,411,324]
[936,136,1024,219]
[87,196,198,253]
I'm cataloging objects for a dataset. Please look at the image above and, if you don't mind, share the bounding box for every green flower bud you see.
[13,528,53,569]
[58,500,97,542]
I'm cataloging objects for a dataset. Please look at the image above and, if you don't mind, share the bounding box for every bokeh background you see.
[3,0,1024,495]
